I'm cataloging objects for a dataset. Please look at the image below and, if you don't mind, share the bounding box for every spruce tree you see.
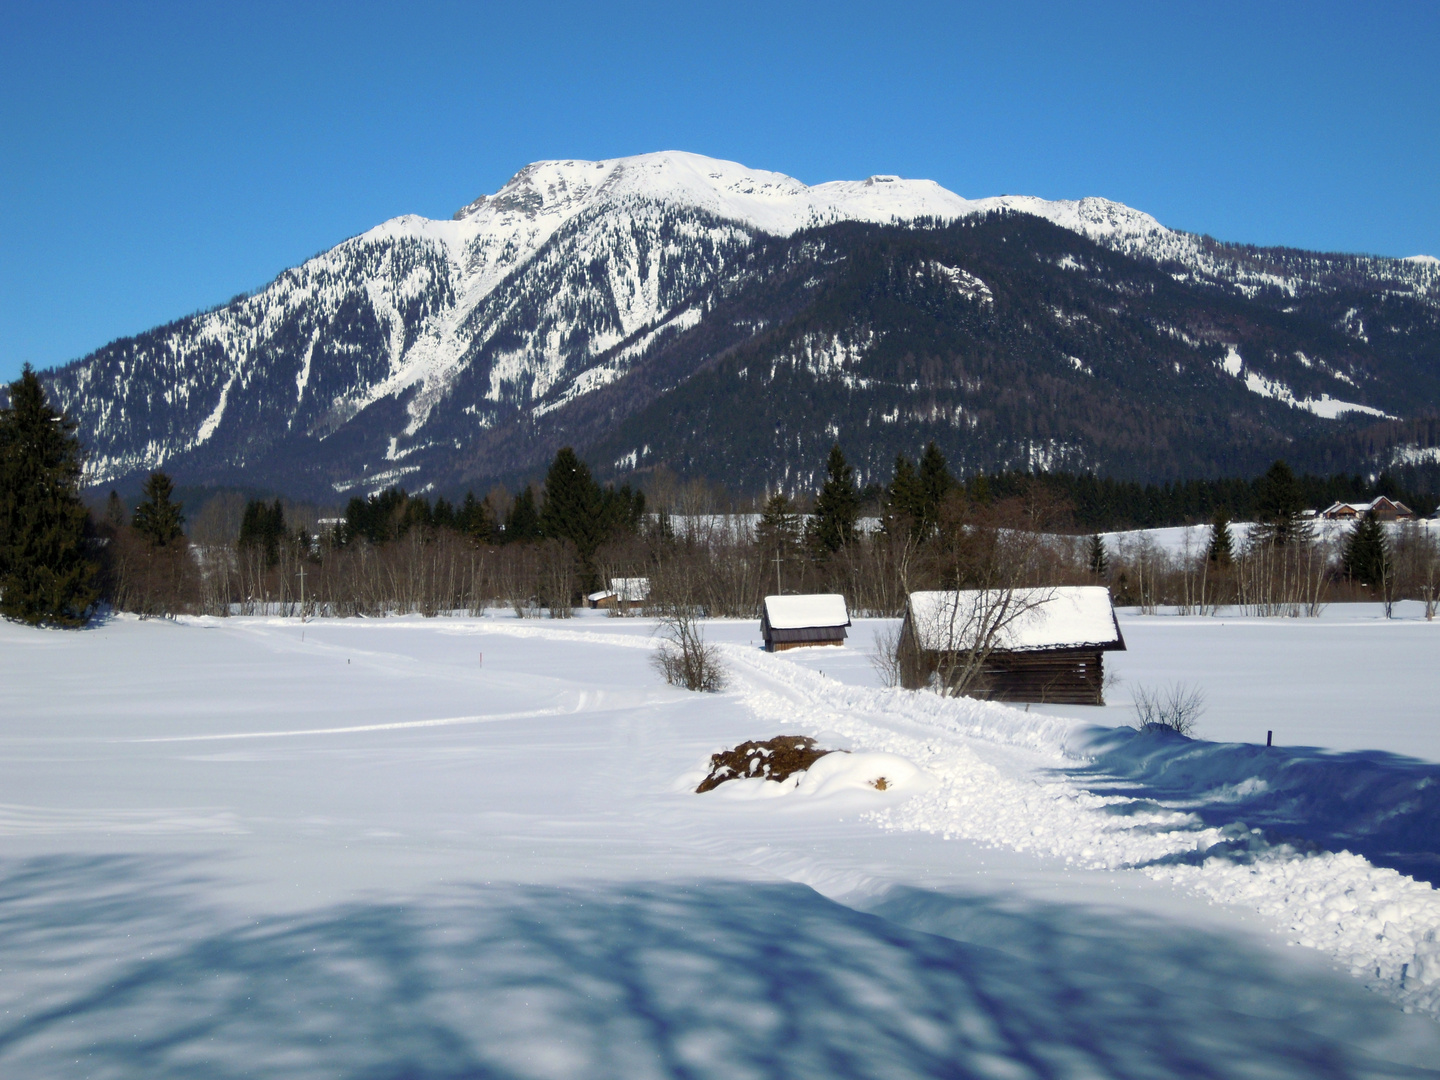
[539,447,604,556]
[1087,534,1109,578]
[885,455,924,535]
[1206,512,1234,565]
[597,484,646,539]
[0,365,98,626]
[458,491,497,542]
[968,473,991,505]
[1254,460,1309,547]
[239,498,285,565]
[916,441,954,532]
[756,492,801,591]
[505,487,542,542]
[103,490,128,531]
[811,444,860,555]
[1343,510,1391,589]
[432,497,456,531]
[131,472,185,547]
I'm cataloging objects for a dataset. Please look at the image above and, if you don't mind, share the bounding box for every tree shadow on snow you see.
[0,856,1437,1079]
[1065,727,1440,885]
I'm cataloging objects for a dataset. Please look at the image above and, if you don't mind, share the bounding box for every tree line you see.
[4,362,1438,627]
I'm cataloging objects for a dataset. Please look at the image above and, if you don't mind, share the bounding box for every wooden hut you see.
[587,577,651,610]
[761,594,851,652]
[899,586,1124,704]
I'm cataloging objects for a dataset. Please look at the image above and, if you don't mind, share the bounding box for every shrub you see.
[868,624,904,687]
[1131,682,1205,737]
[652,602,728,692]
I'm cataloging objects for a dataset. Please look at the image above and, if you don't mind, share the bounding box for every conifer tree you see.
[458,491,497,542]
[505,486,542,542]
[916,441,954,532]
[432,497,456,531]
[103,490,128,531]
[967,473,991,505]
[1343,510,1392,589]
[597,484,646,540]
[1206,513,1234,565]
[1087,534,1109,578]
[539,447,604,556]
[131,472,185,547]
[1253,460,1310,547]
[885,455,924,535]
[756,492,801,591]
[239,498,285,565]
[0,365,97,626]
[399,496,433,537]
[811,444,860,555]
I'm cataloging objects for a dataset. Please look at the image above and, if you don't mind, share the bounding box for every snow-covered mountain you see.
[31,151,1440,498]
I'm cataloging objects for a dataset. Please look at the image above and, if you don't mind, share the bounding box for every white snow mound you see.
[706,751,931,800]
[794,751,933,797]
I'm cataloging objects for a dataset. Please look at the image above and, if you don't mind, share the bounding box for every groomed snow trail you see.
[473,618,1440,1017]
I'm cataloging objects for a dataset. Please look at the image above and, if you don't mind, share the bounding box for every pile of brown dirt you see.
[695,735,842,793]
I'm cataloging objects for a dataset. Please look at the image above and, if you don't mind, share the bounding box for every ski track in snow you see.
[134,706,571,743]
[450,617,1440,1018]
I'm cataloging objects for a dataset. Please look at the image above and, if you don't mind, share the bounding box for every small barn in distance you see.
[586,577,651,610]
[761,594,851,652]
[899,586,1125,705]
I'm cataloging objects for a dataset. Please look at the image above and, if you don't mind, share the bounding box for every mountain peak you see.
[446,151,1176,251]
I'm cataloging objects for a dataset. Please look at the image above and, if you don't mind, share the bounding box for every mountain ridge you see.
[18,151,1440,500]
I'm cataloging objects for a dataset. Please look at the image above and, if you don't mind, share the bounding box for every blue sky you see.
[2,0,1437,383]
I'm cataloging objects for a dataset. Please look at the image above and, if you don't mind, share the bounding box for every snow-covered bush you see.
[1131,682,1205,737]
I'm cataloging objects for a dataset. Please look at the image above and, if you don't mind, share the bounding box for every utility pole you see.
[298,562,306,623]
[775,549,783,595]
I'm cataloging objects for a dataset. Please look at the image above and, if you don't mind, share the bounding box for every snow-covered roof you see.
[1321,497,1414,518]
[587,590,615,602]
[609,577,650,601]
[763,594,851,630]
[906,587,1122,653]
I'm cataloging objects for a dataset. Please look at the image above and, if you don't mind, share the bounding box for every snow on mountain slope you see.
[38,150,1440,492]
[452,151,1175,252]
[52,151,1182,487]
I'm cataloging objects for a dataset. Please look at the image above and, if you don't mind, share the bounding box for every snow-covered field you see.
[3,608,1440,1077]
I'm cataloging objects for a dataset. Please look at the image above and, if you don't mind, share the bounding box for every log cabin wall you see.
[900,640,1109,705]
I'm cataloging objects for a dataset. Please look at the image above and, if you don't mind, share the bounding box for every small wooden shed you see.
[761,594,851,652]
[587,577,651,610]
[899,586,1124,705]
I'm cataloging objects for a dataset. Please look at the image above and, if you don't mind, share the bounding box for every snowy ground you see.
[3,608,1440,1077]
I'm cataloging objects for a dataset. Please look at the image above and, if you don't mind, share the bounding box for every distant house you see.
[761,594,851,652]
[587,577,651,610]
[1320,497,1415,522]
[898,586,1125,705]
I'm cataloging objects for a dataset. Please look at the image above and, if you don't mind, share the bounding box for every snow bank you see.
[795,751,933,797]
[1075,726,1440,885]
[709,635,1440,1019]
